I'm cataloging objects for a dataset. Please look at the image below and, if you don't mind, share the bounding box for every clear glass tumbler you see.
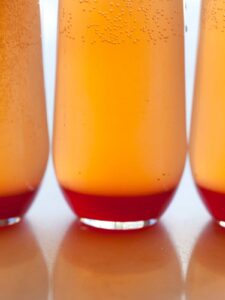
[190,0,225,226]
[54,0,186,230]
[0,1,49,226]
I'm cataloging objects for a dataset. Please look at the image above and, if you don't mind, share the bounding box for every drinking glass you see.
[0,0,49,225]
[54,0,186,230]
[190,0,225,226]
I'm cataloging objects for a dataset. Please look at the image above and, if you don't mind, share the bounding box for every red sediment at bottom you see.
[61,186,176,222]
[197,185,225,222]
[0,190,37,219]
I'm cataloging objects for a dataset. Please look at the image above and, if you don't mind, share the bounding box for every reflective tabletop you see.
[1,161,221,300]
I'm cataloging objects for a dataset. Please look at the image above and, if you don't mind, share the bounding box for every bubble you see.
[59,0,182,45]
[202,0,225,32]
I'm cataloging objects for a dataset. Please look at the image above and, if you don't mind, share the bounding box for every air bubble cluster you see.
[0,1,40,124]
[0,1,39,49]
[202,0,225,32]
[59,0,183,45]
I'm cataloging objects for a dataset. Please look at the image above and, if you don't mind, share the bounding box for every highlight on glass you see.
[0,1,49,226]
[190,0,225,226]
[53,0,186,230]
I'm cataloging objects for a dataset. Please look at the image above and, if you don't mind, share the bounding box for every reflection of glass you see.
[186,222,225,299]
[0,1,49,225]
[54,222,183,299]
[53,0,186,230]
[0,221,48,300]
[190,0,225,224]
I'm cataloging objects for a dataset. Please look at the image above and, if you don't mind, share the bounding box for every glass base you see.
[62,186,175,222]
[218,221,225,228]
[80,218,157,230]
[0,217,21,227]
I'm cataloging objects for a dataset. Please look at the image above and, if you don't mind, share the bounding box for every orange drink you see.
[0,1,49,225]
[190,0,225,224]
[54,0,186,229]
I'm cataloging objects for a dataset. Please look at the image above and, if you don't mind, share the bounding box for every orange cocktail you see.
[0,1,49,225]
[54,0,186,229]
[191,0,225,224]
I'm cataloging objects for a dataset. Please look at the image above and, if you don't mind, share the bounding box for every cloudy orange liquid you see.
[54,0,186,222]
[0,1,49,219]
[190,0,225,221]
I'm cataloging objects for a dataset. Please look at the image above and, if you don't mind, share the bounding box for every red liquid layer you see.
[61,186,176,222]
[0,190,37,219]
[198,185,225,221]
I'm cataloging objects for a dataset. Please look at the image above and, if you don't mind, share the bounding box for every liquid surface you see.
[54,0,186,197]
[0,1,49,197]
[190,0,225,194]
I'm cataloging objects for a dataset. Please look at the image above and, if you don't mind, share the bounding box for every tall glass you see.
[0,1,49,226]
[190,0,225,226]
[54,0,186,230]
